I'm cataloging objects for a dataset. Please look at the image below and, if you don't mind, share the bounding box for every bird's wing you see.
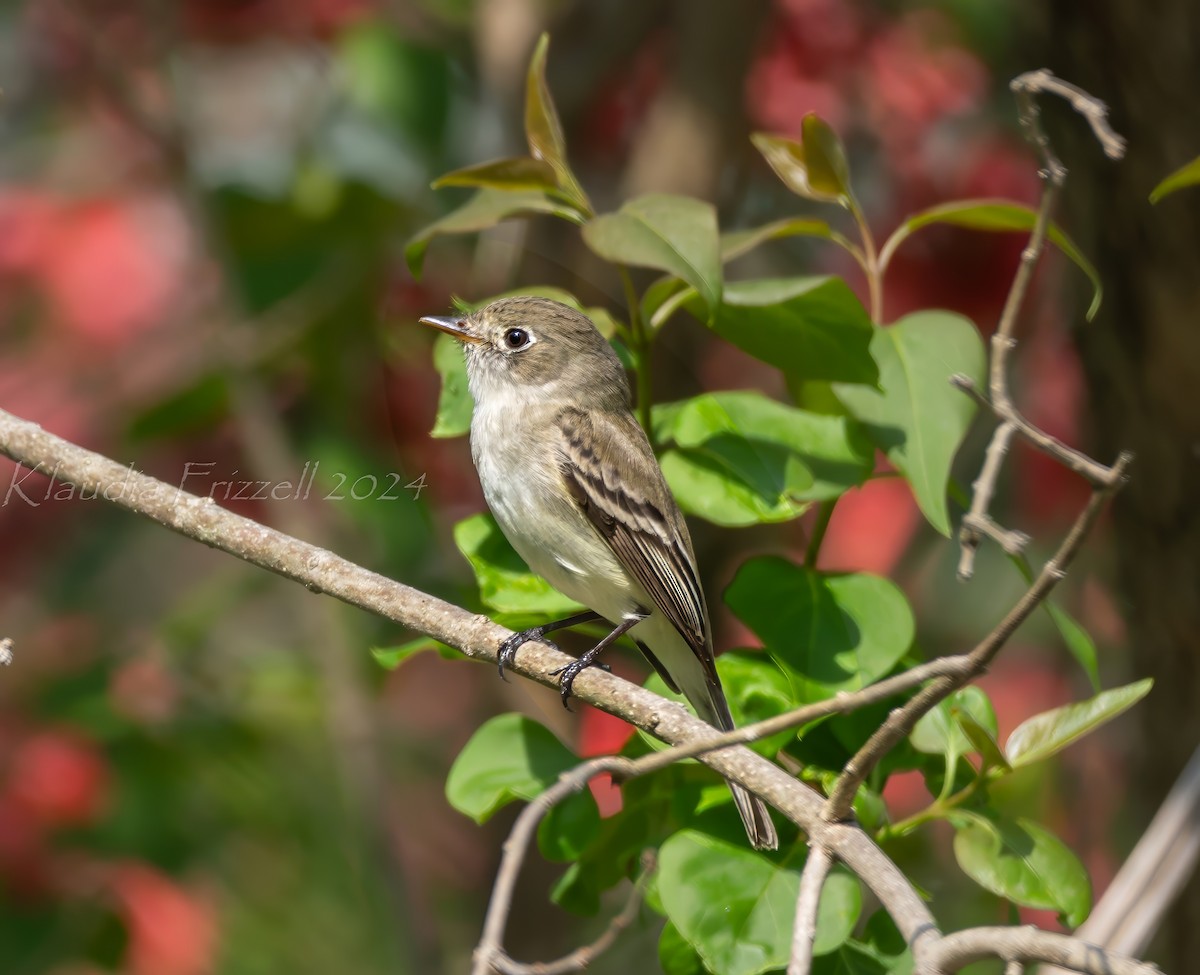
[554,406,716,679]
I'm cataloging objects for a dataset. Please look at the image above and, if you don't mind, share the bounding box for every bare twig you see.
[1004,961,1025,975]
[825,450,1132,822]
[0,637,12,666]
[957,71,1127,582]
[928,925,1161,975]
[788,846,833,975]
[820,71,1135,823]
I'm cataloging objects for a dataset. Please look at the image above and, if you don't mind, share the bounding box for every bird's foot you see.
[549,656,611,710]
[497,627,561,680]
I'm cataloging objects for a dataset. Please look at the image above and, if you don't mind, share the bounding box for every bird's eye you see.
[503,327,530,349]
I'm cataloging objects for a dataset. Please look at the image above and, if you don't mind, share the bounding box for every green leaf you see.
[583,194,723,317]
[370,637,462,669]
[659,831,861,975]
[695,277,876,386]
[911,687,998,798]
[1005,679,1153,768]
[833,311,986,536]
[430,332,472,437]
[751,114,854,206]
[911,687,998,756]
[538,789,601,862]
[431,156,560,193]
[406,188,584,277]
[721,217,851,263]
[725,558,914,703]
[715,652,796,756]
[1150,155,1200,204]
[524,33,591,215]
[1010,553,1100,691]
[657,391,874,505]
[453,513,582,615]
[660,921,708,975]
[953,813,1092,927]
[659,449,809,528]
[446,713,579,822]
[879,200,1102,321]
[957,709,1011,775]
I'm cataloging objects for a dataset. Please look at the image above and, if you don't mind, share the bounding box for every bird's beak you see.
[418,315,483,344]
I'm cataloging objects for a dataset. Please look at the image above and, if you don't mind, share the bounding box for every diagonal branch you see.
[957,70,1127,583]
[0,406,940,964]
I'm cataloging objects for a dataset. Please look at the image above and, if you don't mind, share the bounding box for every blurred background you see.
[0,1,1196,973]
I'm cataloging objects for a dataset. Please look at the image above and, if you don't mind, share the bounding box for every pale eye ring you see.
[503,327,531,350]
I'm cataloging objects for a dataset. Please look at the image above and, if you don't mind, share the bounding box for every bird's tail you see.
[695,681,779,851]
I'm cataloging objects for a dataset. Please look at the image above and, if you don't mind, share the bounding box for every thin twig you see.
[823,451,1132,822]
[928,925,1161,975]
[1004,961,1025,975]
[0,637,12,667]
[788,846,834,975]
[956,71,1127,582]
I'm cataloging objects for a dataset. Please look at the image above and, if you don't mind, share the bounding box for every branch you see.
[1041,743,1200,973]
[957,70,1127,583]
[0,407,940,965]
[0,637,12,667]
[821,72,1134,823]
[788,846,833,975]
[928,925,1162,975]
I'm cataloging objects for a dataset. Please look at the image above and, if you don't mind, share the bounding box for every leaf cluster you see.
[387,35,1148,975]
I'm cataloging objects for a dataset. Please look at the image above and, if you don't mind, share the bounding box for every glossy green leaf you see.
[659,831,861,975]
[453,513,582,615]
[524,33,591,214]
[430,332,472,437]
[812,943,891,975]
[370,637,462,670]
[716,651,796,756]
[431,156,559,193]
[1150,155,1200,204]
[879,200,1102,320]
[855,910,914,975]
[953,813,1092,927]
[695,277,876,386]
[659,449,809,527]
[751,114,854,206]
[725,558,914,702]
[584,194,722,316]
[911,687,998,798]
[957,710,1011,774]
[1005,678,1153,768]
[800,114,854,200]
[660,921,707,975]
[538,789,601,862]
[721,217,850,263]
[446,713,580,822]
[657,391,873,521]
[910,687,998,756]
[833,312,986,535]
[406,188,584,278]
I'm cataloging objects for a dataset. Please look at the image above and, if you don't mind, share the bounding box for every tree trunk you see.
[1034,2,1200,967]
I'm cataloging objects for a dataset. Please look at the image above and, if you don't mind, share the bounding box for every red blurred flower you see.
[7,730,110,828]
[110,863,218,975]
[818,472,919,575]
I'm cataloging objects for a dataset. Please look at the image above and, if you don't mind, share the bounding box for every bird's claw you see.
[497,629,559,680]
[550,659,586,710]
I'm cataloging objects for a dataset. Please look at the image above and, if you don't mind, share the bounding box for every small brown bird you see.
[421,296,777,850]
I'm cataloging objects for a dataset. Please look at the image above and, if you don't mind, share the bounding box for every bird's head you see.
[420,296,631,409]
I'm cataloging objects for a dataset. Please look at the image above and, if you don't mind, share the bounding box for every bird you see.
[420,296,778,850]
